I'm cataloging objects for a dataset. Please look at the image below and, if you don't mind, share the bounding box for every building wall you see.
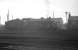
[68,16,78,29]
[5,18,63,30]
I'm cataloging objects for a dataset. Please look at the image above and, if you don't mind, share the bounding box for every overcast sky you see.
[0,0,77,24]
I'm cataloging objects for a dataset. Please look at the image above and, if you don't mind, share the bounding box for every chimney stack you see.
[65,11,69,23]
[53,11,55,18]
[7,9,9,21]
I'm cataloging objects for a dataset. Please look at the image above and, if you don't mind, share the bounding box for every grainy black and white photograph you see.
[0,0,78,50]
